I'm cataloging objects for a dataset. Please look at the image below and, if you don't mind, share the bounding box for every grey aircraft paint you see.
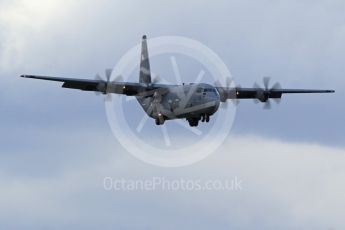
[20,35,334,127]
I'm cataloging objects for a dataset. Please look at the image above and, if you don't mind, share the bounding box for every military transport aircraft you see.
[21,35,334,127]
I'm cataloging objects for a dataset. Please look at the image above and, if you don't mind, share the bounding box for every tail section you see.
[139,35,151,84]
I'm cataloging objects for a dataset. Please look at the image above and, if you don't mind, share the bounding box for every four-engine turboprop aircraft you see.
[21,35,334,127]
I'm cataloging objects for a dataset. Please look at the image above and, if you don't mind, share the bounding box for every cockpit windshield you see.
[196,87,216,93]
[203,88,216,93]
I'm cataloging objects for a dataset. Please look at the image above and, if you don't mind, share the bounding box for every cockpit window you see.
[196,88,203,93]
[203,88,216,93]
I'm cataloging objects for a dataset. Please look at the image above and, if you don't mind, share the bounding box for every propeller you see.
[253,76,282,109]
[94,69,123,101]
[215,77,240,108]
[233,83,241,106]
[146,91,165,124]
[151,74,161,84]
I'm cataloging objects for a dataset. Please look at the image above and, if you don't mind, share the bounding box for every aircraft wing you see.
[216,87,335,102]
[20,75,172,96]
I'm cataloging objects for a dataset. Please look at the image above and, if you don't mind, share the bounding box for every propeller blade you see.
[263,100,271,109]
[214,80,221,87]
[146,90,163,116]
[152,75,161,84]
[94,69,116,97]
[232,99,239,106]
[225,77,233,87]
[214,77,233,88]
[271,82,281,90]
[219,77,238,109]
[146,101,155,116]
[263,76,270,90]
[95,73,103,81]
[236,84,242,89]
[221,102,228,109]
[272,98,281,104]
[252,77,282,109]
[104,94,112,102]
[105,69,112,82]
[94,73,105,95]
[253,82,262,89]
[113,75,123,82]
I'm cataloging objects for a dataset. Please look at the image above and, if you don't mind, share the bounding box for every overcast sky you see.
[1,0,345,229]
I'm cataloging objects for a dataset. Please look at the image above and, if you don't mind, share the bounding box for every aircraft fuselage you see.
[136,83,220,126]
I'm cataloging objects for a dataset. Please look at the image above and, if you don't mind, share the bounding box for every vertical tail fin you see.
[139,35,151,84]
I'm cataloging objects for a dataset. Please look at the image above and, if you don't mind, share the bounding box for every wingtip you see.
[20,74,27,78]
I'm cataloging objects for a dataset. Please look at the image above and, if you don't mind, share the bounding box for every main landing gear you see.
[201,114,210,123]
[188,114,210,127]
[155,114,211,127]
[188,118,199,127]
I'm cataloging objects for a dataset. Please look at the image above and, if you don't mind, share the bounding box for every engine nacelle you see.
[256,90,269,102]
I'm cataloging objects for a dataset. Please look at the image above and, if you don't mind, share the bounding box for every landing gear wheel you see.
[188,119,199,127]
[201,114,206,122]
[206,115,210,123]
[155,117,165,125]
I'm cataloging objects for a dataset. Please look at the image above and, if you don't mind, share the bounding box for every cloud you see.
[0,0,342,140]
[1,1,345,228]
[1,134,344,229]
[0,0,68,72]
[1,0,345,84]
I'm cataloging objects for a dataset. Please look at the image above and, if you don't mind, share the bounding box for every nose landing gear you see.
[155,118,165,125]
[155,114,165,125]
